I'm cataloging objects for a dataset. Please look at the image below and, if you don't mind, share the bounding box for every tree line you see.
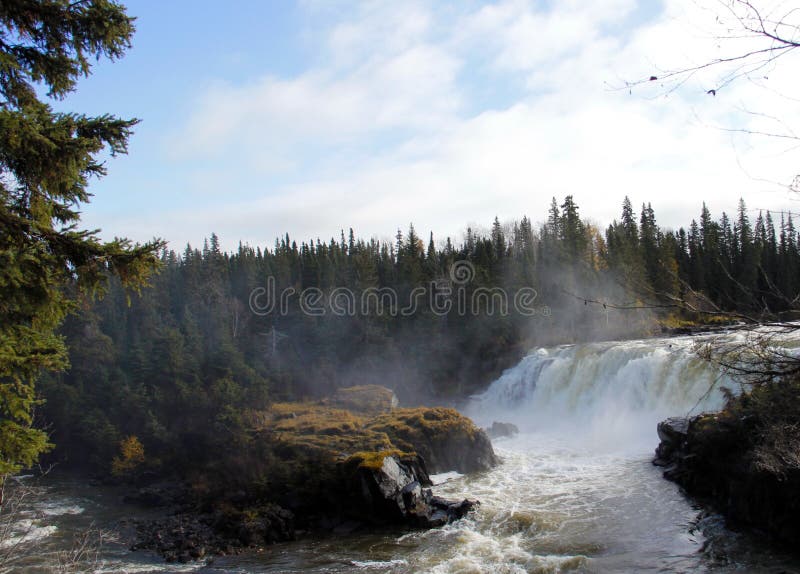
[39,195,800,475]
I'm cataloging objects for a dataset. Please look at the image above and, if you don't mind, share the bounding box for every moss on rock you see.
[346,449,412,471]
[366,407,498,473]
[248,393,495,474]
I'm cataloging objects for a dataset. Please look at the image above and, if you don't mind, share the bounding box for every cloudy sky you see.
[63,0,800,251]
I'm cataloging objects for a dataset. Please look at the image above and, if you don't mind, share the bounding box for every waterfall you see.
[466,334,737,452]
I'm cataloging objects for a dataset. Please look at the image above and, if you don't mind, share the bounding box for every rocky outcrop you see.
[366,407,499,473]
[348,452,478,528]
[654,413,800,548]
[128,389,493,563]
[485,421,519,440]
[130,504,294,564]
[652,417,690,473]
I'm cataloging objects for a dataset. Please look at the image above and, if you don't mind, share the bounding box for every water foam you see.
[467,334,737,452]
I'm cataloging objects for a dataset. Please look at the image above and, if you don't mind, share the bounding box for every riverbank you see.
[654,377,800,550]
[10,335,800,572]
[11,431,800,573]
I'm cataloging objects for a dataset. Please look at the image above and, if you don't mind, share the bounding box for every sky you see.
[59,0,800,251]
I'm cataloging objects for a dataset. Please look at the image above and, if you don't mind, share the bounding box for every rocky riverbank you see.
[128,504,295,563]
[654,399,800,549]
[125,386,496,562]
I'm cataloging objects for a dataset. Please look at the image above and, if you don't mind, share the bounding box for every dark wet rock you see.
[654,413,800,549]
[653,417,690,469]
[349,452,479,528]
[485,421,519,439]
[131,504,295,562]
[332,520,361,535]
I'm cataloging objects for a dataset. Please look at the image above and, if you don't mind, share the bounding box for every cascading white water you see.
[13,331,800,573]
[466,334,734,453]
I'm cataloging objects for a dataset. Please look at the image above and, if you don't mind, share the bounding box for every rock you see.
[656,417,690,443]
[129,397,491,564]
[485,421,519,439]
[131,504,294,562]
[653,417,690,468]
[366,407,499,474]
[653,411,800,550]
[429,495,479,522]
[351,452,479,528]
[332,520,361,535]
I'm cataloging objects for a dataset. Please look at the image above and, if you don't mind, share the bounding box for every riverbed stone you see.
[485,421,520,439]
[352,452,479,528]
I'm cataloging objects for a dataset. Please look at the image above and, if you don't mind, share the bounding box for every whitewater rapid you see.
[465,334,733,453]
[8,331,800,573]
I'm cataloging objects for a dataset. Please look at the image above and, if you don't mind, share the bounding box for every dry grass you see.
[243,393,478,471]
[345,449,409,471]
[366,407,478,451]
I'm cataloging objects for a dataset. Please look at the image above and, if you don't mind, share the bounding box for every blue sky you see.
[60,0,800,251]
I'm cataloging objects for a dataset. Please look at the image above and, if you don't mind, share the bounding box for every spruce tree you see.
[0,1,163,480]
[559,195,586,262]
[639,203,660,291]
[491,216,505,261]
[620,196,638,245]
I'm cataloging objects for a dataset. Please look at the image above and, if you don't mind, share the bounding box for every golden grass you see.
[245,391,476,471]
[366,407,478,449]
[345,449,411,471]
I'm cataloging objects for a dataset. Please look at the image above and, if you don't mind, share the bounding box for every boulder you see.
[350,452,479,528]
[485,421,519,439]
[366,407,499,474]
[254,399,498,475]
[653,417,689,468]
[131,503,295,561]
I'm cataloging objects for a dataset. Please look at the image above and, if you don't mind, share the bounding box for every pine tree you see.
[763,211,779,305]
[688,219,704,290]
[491,216,505,261]
[608,198,645,287]
[426,232,436,269]
[545,197,560,241]
[639,203,661,291]
[0,1,163,479]
[621,196,638,245]
[559,195,586,261]
[735,199,758,305]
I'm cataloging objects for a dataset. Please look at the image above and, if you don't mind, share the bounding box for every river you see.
[5,332,800,573]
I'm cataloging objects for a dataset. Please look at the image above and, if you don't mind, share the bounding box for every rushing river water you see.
[7,332,800,573]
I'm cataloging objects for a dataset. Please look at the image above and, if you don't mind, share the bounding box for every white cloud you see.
[148,0,800,250]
